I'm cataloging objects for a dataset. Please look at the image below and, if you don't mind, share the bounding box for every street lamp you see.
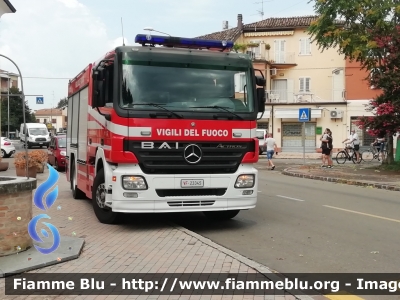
[143,27,171,36]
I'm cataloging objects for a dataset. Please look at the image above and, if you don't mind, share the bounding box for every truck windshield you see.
[29,128,48,135]
[120,62,254,113]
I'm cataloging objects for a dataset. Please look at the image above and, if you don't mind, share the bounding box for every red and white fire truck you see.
[66,34,266,224]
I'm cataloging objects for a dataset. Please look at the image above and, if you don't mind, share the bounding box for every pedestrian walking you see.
[264,133,277,170]
[320,128,333,168]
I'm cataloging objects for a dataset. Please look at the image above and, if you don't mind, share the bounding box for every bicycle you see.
[335,144,360,164]
[361,144,387,162]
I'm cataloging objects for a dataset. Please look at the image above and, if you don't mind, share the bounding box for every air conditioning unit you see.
[270,68,277,76]
[330,110,343,119]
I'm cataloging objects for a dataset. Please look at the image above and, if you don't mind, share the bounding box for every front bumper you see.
[108,164,258,213]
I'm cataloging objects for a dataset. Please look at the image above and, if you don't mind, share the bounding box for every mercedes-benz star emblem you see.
[183,144,202,164]
[191,122,195,127]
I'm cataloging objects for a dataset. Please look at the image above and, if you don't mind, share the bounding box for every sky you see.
[0,0,315,111]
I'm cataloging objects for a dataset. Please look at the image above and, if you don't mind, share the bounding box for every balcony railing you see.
[248,51,296,64]
[265,89,346,103]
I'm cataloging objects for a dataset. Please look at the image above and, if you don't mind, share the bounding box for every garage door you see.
[282,122,316,152]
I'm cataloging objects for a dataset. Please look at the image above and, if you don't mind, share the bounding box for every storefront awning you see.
[274,109,322,119]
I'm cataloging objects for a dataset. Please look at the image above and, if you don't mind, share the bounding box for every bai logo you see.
[28,164,61,254]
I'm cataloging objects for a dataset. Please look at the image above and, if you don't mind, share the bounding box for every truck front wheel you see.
[92,168,120,224]
[203,210,240,220]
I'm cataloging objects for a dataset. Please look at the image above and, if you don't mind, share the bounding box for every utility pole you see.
[7,72,10,139]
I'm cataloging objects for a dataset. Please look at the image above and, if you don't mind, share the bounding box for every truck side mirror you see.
[255,76,266,87]
[92,67,106,108]
[256,88,266,113]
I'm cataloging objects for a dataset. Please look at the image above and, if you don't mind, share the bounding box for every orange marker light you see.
[112,176,116,182]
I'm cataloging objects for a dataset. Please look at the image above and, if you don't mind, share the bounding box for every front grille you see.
[167,200,215,207]
[157,188,226,197]
[124,141,254,174]
[35,138,46,142]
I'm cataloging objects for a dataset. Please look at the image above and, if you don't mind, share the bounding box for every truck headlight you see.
[60,151,66,156]
[235,174,255,188]
[122,176,147,190]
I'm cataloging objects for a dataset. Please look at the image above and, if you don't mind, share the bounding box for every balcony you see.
[248,51,296,65]
[265,89,346,103]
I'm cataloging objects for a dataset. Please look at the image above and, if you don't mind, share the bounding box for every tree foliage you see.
[55,97,68,109]
[0,86,36,133]
[307,0,400,164]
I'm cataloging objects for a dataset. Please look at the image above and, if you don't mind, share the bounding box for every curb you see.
[282,168,400,192]
[170,222,327,300]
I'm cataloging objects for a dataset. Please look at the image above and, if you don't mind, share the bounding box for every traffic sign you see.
[36,97,44,104]
[298,108,311,122]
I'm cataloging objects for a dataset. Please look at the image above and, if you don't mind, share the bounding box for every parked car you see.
[256,129,267,154]
[1,137,16,158]
[47,135,66,171]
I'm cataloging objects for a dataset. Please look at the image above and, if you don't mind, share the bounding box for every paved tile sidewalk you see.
[282,164,400,191]
[0,170,326,300]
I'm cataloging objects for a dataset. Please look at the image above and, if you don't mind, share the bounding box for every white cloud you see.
[109,37,129,49]
[0,0,119,111]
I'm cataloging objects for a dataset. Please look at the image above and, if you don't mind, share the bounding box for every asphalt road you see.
[168,163,400,299]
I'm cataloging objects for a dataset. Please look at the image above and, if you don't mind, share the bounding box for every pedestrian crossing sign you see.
[298,108,311,122]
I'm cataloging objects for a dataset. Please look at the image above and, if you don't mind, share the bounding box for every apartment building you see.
[0,69,18,93]
[34,108,67,133]
[197,14,385,153]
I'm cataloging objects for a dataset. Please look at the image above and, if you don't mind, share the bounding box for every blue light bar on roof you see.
[135,34,234,50]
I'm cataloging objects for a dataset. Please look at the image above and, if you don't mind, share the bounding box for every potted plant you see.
[30,150,48,173]
[14,152,38,178]
[265,43,271,50]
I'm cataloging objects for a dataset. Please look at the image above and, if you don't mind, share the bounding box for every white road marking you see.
[275,195,305,202]
[323,205,400,223]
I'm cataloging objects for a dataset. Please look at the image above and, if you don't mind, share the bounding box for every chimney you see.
[237,14,243,30]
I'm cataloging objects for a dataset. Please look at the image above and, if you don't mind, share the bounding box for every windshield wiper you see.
[189,106,243,120]
[127,103,183,119]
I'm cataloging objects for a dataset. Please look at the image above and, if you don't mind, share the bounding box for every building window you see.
[52,119,56,124]
[299,77,311,92]
[44,119,47,123]
[64,116,68,122]
[36,119,39,123]
[299,38,311,55]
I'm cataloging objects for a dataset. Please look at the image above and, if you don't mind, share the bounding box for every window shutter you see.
[299,78,304,92]
[306,38,311,54]
[299,38,304,55]
[305,78,310,92]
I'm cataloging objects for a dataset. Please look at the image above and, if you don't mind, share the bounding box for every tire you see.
[92,168,120,224]
[352,153,360,164]
[335,151,347,164]
[203,210,240,220]
[27,143,32,149]
[259,147,263,155]
[71,162,86,199]
[362,150,375,162]
[54,159,59,171]
[0,150,5,158]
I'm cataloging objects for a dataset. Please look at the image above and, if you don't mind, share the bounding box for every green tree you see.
[56,97,68,109]
[0,86,36,134]
[307,0,400,164]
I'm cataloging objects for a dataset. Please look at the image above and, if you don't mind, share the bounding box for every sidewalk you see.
[282,164,400,191]
[0,167,327,300]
